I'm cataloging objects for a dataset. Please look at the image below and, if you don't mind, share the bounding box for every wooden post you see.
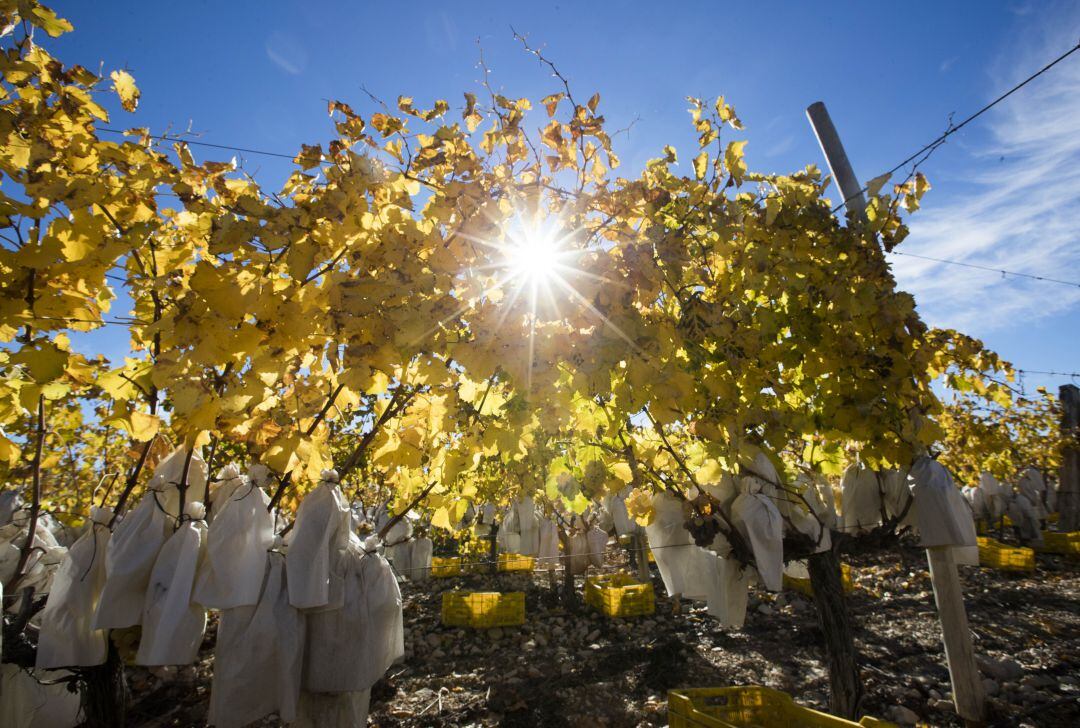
[807,100,985,724]
[927,547,987,725]
[1059,384,1080,531]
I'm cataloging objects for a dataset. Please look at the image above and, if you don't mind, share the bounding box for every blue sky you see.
[50,0,1080,395]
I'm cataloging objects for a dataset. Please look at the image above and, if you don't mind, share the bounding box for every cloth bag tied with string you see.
[286,469,351,611]
[93,447,207,629]
[910,456,979,563]
[193,465,274,609]
[299,536,404,726]
[840,463,883,535]
[36,506,113,669]
[136,501,208,665]
[208,550,304,728]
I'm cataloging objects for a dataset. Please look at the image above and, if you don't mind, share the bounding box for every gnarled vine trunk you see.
[807,548,863,719]
[81,640,128,728]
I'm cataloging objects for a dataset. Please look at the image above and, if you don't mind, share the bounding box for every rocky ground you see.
[124,541,1080,727]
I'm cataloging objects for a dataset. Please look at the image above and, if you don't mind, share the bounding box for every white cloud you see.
[889,5,1080,332]
[265,31,307,76]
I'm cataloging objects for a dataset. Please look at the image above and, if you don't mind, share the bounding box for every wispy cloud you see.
[889,6,1080,332]
[939,56,959,73]
[265,31,307,76]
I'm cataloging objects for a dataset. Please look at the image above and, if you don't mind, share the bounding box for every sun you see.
[503,217,567,287]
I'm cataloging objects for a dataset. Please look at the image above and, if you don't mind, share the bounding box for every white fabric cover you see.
[645,492,694,597]
[603,490,636,537]
[286,472,351,611]
[514,497,540,556]
[586,527,607,568]
[1017,467,1048,519]
[567,531,589,575]
[0,665,80,728]
[0,491,21,526]
[978,472,1007,521]
[730,489,784,592]
[303,541,404,693]
[136,503,208,665]
[1006,493,1043,543]
[496,523,521,555]
[909,456,978,549]
[93,491,172,629]
[536,518,560,569]
[383,516,414,576]
[148,447,209,516]
[294,690,371,728]
[36,507,112,668]
[0,513,62,589]
[208,552,304,728]
[881,469,916,528]
[840,464,882,534]
[705,556,751,628]
[409,537,433,582]
[206,464,246,522]
[193,478,274,610]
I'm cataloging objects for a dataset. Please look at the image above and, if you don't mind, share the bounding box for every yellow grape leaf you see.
[129,411,161,442]
[0,433,19,468]
[15,342,69,384]
[431,506,452,531]
[693,152,708,180]
[611,462,633,484]
[110,70,140,112]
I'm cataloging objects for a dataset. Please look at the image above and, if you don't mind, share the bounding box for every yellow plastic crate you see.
[782,564,855,598]
[977,537,1035,572]
[668,686,896,727]
[497,553,535,572]
[430,556,462,578]
[440,591,525,628]
[584,572,655,618]
[1037,531,1080,556]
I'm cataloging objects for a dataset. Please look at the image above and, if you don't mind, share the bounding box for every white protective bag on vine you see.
[0,664,80,728]
[193,473,274,610]
[706,555,751,629]
[208,551,304,728]
[785,474,831,553]
[303,538,404,694]
[566,531,589,575]
[383,516,414,577]
[205,464,247,523]
[496,503,522,555]
[293,690,371,728]
[409,537,433,582]
[147,447,209,517]
[0,512,62,589]
[1006,492,1043,543]
[881,469,916,528]
[136,502,208,665]
[1016,467,1048,519]
[514,497,540,556]
[603,489,636,537]
[730,486,784,592]
[0,490,20,526]
[910,456,978,563]
[586,527,607,568]
[536,518,560,569]
[645,491,694,597]
[36,506,112,669]
[286,470,351,611]
[840,463,882,534]
[92,489,172,629]
[978,472,1006,521]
